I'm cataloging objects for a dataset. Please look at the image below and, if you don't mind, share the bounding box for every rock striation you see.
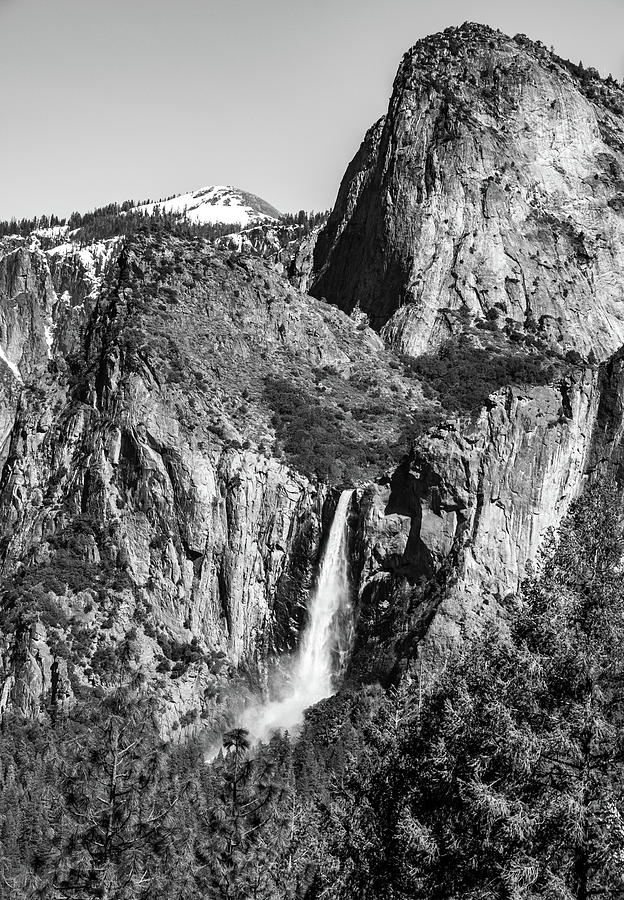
[311,23,624,360]
[4,23,624,725]
[309,23,624,677]
[0,228,423,727]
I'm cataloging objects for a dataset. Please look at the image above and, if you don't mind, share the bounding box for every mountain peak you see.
[311,18,624,358]
[398,21,623,102]
[403,21,509,60]
[129,185,281,228]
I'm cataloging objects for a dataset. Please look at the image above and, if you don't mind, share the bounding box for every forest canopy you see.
[2,480,624,898]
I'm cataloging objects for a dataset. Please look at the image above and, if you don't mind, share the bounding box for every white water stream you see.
[241,489,354,743]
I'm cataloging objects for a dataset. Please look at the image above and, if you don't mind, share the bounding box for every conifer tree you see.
[194,727,291,899]
[50,684,188,900]
[353,479,624,899]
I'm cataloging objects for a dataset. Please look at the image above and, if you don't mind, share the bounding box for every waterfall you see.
[241,489,354,743]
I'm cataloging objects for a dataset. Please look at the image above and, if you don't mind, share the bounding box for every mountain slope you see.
[0,227,429,728]
[129,185,281,227]
[3,23,624,724]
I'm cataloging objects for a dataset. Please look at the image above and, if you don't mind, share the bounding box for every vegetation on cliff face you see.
[3,20,624,900]
[0,201,328,249]
[403,329,585,417]
[115,231,432,484]
[263,368,434,483]
[2,482,624,898]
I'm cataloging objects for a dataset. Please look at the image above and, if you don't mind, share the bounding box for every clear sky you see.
[1,0,623,221]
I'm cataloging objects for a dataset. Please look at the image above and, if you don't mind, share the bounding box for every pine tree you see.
[514,478,624,898]
[49,685,188,899]
[194,727,293,899]
[356,479,624,899]
[0,715,60,897]
[312,683,417,900]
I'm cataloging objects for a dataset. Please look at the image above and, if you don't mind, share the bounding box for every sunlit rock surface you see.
[0,230,420,727]
[4,23,624,725]
[311,23,624,360]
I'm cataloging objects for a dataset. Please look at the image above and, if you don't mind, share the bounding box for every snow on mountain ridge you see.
[130,185,281,227]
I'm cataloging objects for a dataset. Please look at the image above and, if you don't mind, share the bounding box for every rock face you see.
[4,23,624,725]
[309,24,624,678]
[349,369,600,679]
[0,235,319,723]
[311,23,624,360]
[0,229,423,726]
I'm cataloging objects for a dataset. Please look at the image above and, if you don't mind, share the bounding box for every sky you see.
[1,0,623,221]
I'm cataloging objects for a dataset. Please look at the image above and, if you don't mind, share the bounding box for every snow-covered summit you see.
[129,186,281,228]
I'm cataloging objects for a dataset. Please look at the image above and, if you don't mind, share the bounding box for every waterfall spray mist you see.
[241,489,354,743]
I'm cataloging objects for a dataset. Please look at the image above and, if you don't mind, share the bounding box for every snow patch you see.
[47,238,119,300]
[0,346,23,384]
[33,225,70,240]
[46,242,74,258]
[129,185,280,228]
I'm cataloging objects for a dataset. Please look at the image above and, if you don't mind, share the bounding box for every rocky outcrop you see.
[347,367,599,679]
[0,230,423,725]
[311,23,624,360]
[4,24,624,727]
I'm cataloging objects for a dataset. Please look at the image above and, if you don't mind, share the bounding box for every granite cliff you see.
[3,23,624,729]
[310,22,624,675]
[312,23,624,359]
[0,227,426,730]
